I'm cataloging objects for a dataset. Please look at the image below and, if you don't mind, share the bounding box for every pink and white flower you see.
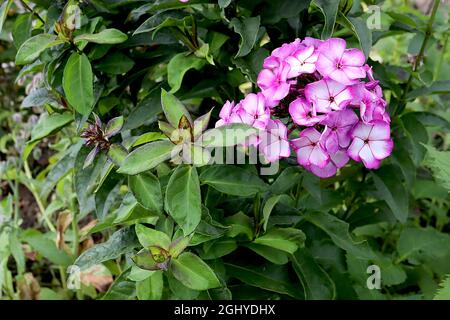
[316,38,366,85]
[215,100,237,127]
[233,93,270,130]
[305,78,353,113]
[285,45,319,78]
[308,149,349,178]
[289,96,324,126]
[320,109,359,152]
[259,119,291,162]
[291,128,329,168]
[257,62,291,108]
[215,37,393,178]
[348,120,393,169]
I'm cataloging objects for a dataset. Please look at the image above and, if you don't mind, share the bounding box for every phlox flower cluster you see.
[215,37,393,178]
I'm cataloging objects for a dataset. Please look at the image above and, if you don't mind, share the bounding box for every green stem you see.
[23,161,56,232]
[70,197,79,256]
[396,0,440,114]
[434,33,448,81]
[59,266,67,290]
[19,0,45,25]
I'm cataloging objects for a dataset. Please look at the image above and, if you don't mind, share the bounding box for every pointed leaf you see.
[170,252,220,290]
[165,165,202,236]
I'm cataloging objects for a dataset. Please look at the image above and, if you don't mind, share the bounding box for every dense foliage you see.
[0,0,449,300]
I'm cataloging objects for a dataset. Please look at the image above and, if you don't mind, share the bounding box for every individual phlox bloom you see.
[308,149,349,178]
[285,45,319,78]
[319,109,359,153]
[291,128,329,168]
[301,37,323,49]
[215,100,237,127]
[289,96,324,126]
[257,62,291,108]
[316,38,366,85]
[259,119,291,162]
[360,96,390,124]
[233,93,270,130]
[305,78,353,113]
[351,83,390,124]
[348,120,393,169]
[270,39,302,59]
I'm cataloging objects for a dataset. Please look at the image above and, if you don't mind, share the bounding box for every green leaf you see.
[338,13,372,58]
[291,248,336,300]
[96,52,135,75]
[135,224,171,250]
[401,114,428,165]
[201,238,237,260]
[129,173,163,214]
[262,0,311,24]
[230,16,261,58]
[170,252,221,290]
[245,243,289,265]
[132,132,167,147]
[253,228,305,254]
[117,140,175,175]
[63,53,95,116]
[225,263,303,299]
[74,28,128,44]
[29,112,73,143]
[136,271,164,300]
[168,53,206,93]
[104,116,124,138]
[314,0,340,39]
[161,89,192,127]
[261,195,282,231]
[218,0,232,9]
[406,112,450,131]
[397,227,450,264]
[406,80,450,100]
[165,165,202,236]
[22,88,57,108]
[21,230,72,267]
[123,89,162,130]
[434,275,450,300]
[132,248,168,271]
[74,147,106,216]
[107,144,128,167]
[372,165,409,222]
[102,268,136,300]
[199,123,259,147]
[74,228,139,270]
[200,165,267,197]
[9,231,25,275]
[269,167,302,194]
[224,212,254,240]
[422,144,450,191]
[12,13,33,49]
[94,172,123,221]
[15,34,61,65]
[0,0,12,35]
[169,236,191,258]
[303,211,374,259]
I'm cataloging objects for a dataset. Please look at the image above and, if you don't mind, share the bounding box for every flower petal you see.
[348,137,364,161]
[369,139,393,160]
[359,144,381,169]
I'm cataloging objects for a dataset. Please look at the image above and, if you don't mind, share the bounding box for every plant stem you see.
[23,160,56,232]
[434,32,448,81]
[396,0,440,114]
[19,0,45,25]
[70,197,79,256]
